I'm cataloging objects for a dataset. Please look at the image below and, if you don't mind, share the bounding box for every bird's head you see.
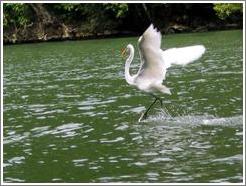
[121,44,133,58]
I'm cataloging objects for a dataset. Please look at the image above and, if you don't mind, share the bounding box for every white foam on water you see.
[145,110,243,127]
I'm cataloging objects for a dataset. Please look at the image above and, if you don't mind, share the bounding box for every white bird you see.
[122,24,206,122]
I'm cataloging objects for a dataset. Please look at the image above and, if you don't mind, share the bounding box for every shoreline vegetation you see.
[3,3,243,44]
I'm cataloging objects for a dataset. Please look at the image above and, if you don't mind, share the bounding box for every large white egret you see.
[122,24,206,122]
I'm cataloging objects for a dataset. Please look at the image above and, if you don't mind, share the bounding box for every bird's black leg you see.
[158,97,163,107]
[152,94,163,107]
[139,98,158,122]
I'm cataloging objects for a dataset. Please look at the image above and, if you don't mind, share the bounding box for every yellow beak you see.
[121,47,127,58]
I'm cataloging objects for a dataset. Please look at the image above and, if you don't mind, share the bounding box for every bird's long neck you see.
[125,45,135,85]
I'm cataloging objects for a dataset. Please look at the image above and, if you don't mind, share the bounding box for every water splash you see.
[146,109,243,127]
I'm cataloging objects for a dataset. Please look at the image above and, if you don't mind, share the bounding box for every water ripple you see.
[3,30,243,183]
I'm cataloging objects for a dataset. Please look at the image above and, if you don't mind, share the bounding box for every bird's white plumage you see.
[162,45,206,69]
[136,24,166,92]
[124,24,206,95]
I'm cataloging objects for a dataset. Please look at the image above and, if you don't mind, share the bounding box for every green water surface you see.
[3,30,243,183]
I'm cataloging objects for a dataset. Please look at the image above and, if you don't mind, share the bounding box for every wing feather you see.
[162,45,206,68]
[137,24,165,84]
[135,24,206,90]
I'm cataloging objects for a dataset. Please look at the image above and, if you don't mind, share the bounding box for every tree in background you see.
[2,3,243,44]
[213,3,243,20]
[3,3,32,30]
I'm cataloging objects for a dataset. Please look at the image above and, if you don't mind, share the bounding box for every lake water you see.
[3,30,243,183]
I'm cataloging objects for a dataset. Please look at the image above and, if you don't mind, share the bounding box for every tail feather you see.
[154,84,171,95]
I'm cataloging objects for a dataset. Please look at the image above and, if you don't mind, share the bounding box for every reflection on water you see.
[3,30,243,183]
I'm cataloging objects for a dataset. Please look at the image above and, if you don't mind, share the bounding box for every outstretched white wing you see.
[162,45,206,69]
[137,24,165,84]
[136,24,206,89]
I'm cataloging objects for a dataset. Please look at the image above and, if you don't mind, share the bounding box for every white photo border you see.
[1,1,245,185]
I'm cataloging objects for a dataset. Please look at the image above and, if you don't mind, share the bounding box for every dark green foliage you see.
[2,3,243,44]
[46,3,128,21]
[3,3,129,30]
[103,3,128,18]
[44,3,128,32]
[3,3,32,29]
[3,3,243,30]
[213,3,243,20]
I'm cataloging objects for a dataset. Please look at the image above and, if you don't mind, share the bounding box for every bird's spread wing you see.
[137,24,166,84]
[136,24,206,90]
[139,24,161,49]
[162,45,206,69]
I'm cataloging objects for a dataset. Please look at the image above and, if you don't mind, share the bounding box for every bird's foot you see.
[138,112,147,122]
